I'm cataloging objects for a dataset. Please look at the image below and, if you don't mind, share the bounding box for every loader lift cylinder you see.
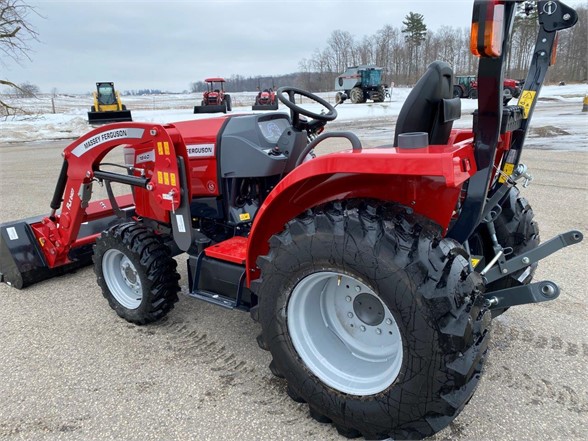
[50,160,69,214]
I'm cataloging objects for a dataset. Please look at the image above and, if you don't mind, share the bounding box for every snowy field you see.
[1,84,587,150]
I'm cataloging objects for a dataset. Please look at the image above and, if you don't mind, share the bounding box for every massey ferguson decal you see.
[71,128,145,157]
[186,143,215,158]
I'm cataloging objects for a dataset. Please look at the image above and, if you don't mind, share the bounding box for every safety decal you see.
[499,163,515,183]
[176,215,186,233]
[518,90,536,119]
[239,213,251,221]
[470,257,481,268]
[71,128,145,157]
[6,227,18,241]
[186,143,215,158]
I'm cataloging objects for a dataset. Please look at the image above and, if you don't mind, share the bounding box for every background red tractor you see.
[454,74,522,102]
[252,86,278,111]
[194,77,232,114]
[0,1,582,439]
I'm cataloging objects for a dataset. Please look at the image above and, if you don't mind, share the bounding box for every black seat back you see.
[393,61,461,147]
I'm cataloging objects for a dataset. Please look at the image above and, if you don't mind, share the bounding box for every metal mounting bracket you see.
[484,230,583,284]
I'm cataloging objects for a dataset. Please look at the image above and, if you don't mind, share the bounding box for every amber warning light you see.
[470,0,505,57]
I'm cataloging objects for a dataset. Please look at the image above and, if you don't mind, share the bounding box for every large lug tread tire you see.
[350,87,364,104]
[252,200,491,440]
[492,190,540,288]
[93,223,180,325]
[470,187,540,317]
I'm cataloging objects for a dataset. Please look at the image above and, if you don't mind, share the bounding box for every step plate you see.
[204,236,248,265]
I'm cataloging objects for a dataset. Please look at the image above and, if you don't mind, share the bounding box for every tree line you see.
[191,4,587,94]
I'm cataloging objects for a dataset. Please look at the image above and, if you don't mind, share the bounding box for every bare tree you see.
[0,0,39,116]
[14,80,39,96]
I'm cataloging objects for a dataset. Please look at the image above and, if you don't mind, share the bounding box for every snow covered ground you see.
[1,84,586,150]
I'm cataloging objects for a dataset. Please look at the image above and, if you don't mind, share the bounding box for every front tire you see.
[224,94,232,111]
[93,223,180,325]
[253,200,490,439]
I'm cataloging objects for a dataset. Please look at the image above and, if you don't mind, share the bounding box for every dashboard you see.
[258,117,290,143]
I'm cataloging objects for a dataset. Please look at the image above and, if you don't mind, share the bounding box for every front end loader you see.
[87,82,133,124]
[0,1,583,439]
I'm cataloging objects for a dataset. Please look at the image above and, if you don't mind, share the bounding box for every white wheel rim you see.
[102,249,143,309]
[287,271,403,395]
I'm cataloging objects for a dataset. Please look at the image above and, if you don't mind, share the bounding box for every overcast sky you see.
[4,0,585,94]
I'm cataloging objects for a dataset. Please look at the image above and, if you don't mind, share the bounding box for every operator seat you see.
[393,61,461,147]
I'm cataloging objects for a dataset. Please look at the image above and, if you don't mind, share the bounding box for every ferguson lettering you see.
[82,129,129,150]
[71,128,145,157]
[187,143,215,158]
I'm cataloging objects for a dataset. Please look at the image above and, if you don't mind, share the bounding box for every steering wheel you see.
[277,87,337,126]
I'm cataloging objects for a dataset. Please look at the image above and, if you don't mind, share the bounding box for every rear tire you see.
[253,200,490,439]
[469,187,540,317]
[373,86,385,102]
[350,87,364,104]
[93,223,180,325]
[453,85,462,98]
[469,89,478,99]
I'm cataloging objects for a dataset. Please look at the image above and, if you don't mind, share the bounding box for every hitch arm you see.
[484,230,583,284]
[484,280,559,310]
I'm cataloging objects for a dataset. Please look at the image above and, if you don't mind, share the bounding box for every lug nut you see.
[360,325,366,332]
[376,328,382,335]
[346,296,352,302]
[386,319,393,325]
[355,286,361,293]
[347,312,353,318]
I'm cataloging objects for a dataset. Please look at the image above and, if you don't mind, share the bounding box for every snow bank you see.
[1,85,586,148]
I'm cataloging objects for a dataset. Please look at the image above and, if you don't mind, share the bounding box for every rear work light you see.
[471,0,505,57]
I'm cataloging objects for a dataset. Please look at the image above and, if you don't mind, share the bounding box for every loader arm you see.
[0,123,191,288]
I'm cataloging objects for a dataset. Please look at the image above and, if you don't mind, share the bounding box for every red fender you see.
[245,134,476,284]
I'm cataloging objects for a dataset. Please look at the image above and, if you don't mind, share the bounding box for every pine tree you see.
[402,12,427,83]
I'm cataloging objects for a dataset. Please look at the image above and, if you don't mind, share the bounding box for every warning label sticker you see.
[518,90,536,119]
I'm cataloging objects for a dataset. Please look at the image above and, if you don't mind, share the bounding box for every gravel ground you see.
[0,104,587,441]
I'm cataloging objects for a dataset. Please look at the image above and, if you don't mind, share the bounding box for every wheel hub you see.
[102,250,143,310]
[121,258,139,288]
[353,292,385,326]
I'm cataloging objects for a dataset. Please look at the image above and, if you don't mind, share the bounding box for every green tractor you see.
[335,65,386,104]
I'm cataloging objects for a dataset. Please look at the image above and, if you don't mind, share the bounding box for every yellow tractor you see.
[88,82,132,124]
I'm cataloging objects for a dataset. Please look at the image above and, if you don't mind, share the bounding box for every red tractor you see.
[0,1,582,439]
[252,87,278,111]
[194,77,232,114]
[454,74,522,102]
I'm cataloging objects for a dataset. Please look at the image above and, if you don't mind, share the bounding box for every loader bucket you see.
[193,105,227,114]
[0,197,133,289]
[87,110,133,124]
[252,103,279,111]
